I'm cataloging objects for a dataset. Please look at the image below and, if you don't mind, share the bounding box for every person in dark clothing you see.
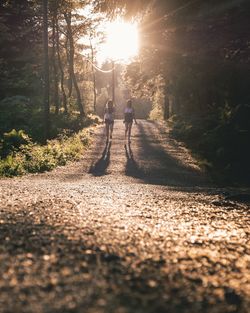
[124,99,137,144]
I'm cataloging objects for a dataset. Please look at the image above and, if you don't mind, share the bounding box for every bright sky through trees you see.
[98,19,139,63]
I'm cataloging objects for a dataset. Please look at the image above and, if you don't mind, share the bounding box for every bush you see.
[0,95,101,143]
[0,128,92,177]
[0,154,25,176]
[170,110,250,185]
[0,96,44,141]
[0,129,32,158]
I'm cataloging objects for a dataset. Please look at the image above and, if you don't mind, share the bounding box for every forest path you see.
[0,120,249,313]
[45,119,209,187]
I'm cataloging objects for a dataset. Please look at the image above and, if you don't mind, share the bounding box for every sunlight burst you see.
[99,20,139,62]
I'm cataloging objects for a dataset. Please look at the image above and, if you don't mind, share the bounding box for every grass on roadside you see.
[0,117,100,177]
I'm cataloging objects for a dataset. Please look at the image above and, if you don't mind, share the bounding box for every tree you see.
[55,16,68,113]
[64,11,85,117]
[106,0,250,118]
[0,0,42,99]
[51,7,60,114]
[43,0,50,140]
[89,37,97,112]
[0,0,101,142]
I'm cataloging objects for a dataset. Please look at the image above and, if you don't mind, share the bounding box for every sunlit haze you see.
[98,20,139,63]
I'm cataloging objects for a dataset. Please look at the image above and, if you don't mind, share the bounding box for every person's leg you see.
[110,121,114,139]
[128,122,132,143]
[125,122,128,140]
[105,122,109,143]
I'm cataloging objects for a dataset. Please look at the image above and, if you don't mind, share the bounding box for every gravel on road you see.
[0,120,249,313]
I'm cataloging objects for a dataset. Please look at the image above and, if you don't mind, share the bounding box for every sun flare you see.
[99,20,139,63]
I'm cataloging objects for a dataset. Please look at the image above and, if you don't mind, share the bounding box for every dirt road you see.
[0,120,249,313]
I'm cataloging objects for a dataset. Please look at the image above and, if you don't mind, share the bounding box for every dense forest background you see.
[0,0,250,184]
[122,0,250,184]
[0,0,99,143]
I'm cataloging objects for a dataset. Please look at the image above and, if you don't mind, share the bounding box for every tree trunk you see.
[56,18,68,113]
[90,38,97,112]
[42,0,50,140]
[174,94,180,115]
[52,14,59,114]
[66,35,73,98]
[64,12,85,118]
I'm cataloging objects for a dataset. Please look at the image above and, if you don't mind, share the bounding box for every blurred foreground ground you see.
[0,120,249,313]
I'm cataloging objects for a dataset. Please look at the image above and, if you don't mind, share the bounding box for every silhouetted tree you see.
[43,0,50,139]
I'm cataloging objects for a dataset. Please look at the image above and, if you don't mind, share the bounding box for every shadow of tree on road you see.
[130,122,210,187]
[0,214,243,313]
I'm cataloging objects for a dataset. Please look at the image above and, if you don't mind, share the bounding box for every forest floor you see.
[0,120,249,313]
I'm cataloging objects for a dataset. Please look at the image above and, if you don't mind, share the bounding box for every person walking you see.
[124,99,137,144]
[103,100,115,143]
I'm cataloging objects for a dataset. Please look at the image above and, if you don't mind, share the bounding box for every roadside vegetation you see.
[169,105,250,185]
[0,114,100,177]
[0,1,104,177]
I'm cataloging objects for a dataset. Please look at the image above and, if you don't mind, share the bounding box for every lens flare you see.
[99,19,139,62]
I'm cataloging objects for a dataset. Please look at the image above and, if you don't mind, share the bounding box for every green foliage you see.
[0,154,25,177]
[0,129,32,158]
[50,112,101,137]
[0,1,41,99]
[0,127,93,177]
[120,0,250,185]
[0,93,100,143]
[171,104,250,185]
[149,83,165,120]
[0,0,101,145]
[0,96,36,135]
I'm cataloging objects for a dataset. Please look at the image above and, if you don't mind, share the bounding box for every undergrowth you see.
[169,105,250,185]
[0,116,100,177]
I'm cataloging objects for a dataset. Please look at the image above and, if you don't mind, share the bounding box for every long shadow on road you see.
[125,142,144,179]
[89,141,111,176]
[61,121,211,189]
[126,122,210,188]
